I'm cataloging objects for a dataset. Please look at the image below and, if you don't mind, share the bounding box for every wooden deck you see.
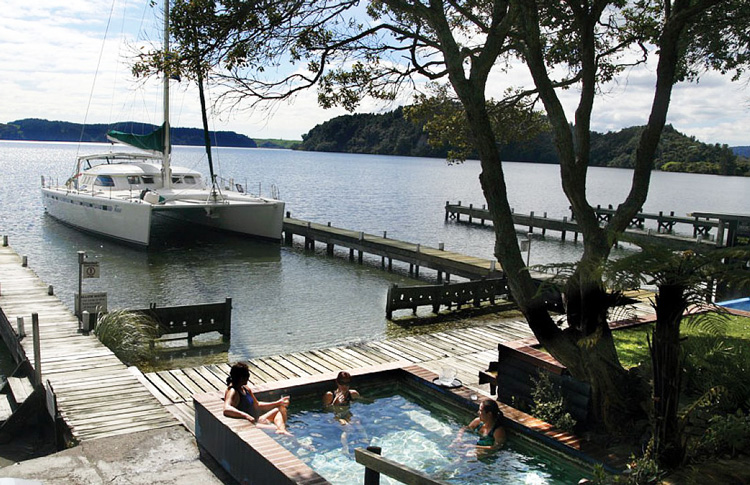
[0,243,178,442]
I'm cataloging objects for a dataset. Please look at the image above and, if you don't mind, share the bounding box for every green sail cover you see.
[107,123,167,153]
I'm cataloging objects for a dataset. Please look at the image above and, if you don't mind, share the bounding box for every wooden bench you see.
[479,343,591,423]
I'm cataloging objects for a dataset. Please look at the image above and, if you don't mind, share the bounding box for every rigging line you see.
[77,0,119,160]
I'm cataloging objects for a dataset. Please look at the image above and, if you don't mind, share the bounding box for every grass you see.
[614,313,750,369]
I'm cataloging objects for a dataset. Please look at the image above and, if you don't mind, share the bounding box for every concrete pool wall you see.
[194,362,592,484]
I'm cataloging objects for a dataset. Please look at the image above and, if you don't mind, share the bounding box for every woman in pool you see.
[322,371,360,407]
[223,362,291,435]
[454,398,506,453]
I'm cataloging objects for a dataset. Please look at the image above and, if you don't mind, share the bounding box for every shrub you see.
[694,410,750,457]
[529,372,577,433]
[95,310,159,366]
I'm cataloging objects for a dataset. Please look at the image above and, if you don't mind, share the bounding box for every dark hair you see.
[227,362,250,388]
[336,371,352,385]
[481,399,502,421]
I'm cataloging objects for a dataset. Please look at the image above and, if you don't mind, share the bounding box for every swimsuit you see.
[331,389,352,406]
[237,386,258,418]
[477,422,502,447]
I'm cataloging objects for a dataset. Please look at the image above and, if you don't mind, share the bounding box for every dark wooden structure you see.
[385,278,509,319]
[445,201,722,250]
[133,298,232,346]
[479,343,591,423]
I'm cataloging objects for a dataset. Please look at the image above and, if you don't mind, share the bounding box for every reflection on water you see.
[2,141,749,360]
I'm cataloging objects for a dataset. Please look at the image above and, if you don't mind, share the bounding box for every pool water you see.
[271,381,591,484]
[717,297,750,312]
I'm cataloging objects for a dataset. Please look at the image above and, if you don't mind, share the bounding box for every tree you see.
[606,244,750,467]
[161,0,750,432]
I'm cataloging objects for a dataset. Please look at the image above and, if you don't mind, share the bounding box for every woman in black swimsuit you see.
[323,371,361,406]
[223,362,291,434]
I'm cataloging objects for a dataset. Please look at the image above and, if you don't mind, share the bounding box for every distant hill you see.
[298,109,748,176]
[733,146,750,157]
[0,118,293,149]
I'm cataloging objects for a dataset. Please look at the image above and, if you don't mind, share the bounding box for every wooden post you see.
[2,235,7,246]
[561,216,567,240]
[358,250,364,264]
[385,286,394,320]
[445,201,449,221]
[32,313,41,385]
[468,204,473,223]
[16,316,25,339]
[364,446,382,485]
[388,258,392,272]
[48,285,54,296]
[528,211,534,233]
[542,212,547,236]
[349,248,355,261]
[22,255,28,267]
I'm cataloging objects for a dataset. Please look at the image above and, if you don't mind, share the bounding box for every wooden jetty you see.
[0,240,178,442]
[445,202,722,249]
[282,214,503,281]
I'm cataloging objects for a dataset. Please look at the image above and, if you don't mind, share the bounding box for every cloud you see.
[2,0,748,146]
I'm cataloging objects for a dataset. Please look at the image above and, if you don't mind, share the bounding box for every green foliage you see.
[529,372,577,433]
[298,107,447,157]
[682,335,750,412]
[621,449,665,485]
[95,310,159,366]
[694,410,750,457]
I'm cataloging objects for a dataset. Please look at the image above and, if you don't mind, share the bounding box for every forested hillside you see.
[0,118,259,148]
[298,110,748,176]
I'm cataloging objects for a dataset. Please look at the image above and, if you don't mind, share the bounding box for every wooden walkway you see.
[0,243,178,442]
[282,215,503,281]
[445,202,720,250]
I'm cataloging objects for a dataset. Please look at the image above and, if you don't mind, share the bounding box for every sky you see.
[2,0,748,146]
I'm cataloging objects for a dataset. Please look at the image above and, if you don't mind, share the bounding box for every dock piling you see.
[22,255,28,267]
[32,313,41,385]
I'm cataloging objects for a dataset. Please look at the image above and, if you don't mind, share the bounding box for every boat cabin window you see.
[172,176,182,184]
[94,175,115,187]
[141,176,155,184]
[183,175,197,184]
[127,176,141,185]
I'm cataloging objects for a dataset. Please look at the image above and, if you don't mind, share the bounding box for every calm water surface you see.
[1,141,748,360]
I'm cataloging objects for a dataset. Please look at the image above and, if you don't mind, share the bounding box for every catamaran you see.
[41,2,284,246]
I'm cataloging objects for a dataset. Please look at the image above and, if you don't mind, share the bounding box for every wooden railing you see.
[355,447,450,485]
[385,278,508,319]
[133,298,232,344]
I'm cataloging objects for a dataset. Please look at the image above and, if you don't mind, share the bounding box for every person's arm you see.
[322,391,334,406]
[254,387,290,411]
[223,388,255,423]
[349,389,361,400]
[451,417,480,447]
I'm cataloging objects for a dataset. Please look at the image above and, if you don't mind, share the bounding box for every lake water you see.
[1,140,748,360]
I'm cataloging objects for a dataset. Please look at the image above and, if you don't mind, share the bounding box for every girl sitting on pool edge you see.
[223,362,291,435]
[452,398,506,453]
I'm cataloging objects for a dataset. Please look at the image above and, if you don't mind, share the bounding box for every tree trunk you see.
[651,284,687,467]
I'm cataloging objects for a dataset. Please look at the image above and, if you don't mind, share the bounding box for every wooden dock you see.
[282,214,503,281]
[0,241,178,442]
[445,202,721,250]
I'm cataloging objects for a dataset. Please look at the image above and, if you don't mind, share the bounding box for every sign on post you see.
[82,261,100,279]
[75,292,108,315]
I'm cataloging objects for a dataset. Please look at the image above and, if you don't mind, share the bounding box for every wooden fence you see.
[385,278,508,319]
[133,298,232,345]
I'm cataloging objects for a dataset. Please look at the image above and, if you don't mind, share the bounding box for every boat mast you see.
[162,0,172,189]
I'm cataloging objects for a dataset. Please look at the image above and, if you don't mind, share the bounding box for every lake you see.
[1,141,748,360]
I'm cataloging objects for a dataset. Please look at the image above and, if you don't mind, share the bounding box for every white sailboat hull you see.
[42,187,153,245]
[42,185,285,245]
